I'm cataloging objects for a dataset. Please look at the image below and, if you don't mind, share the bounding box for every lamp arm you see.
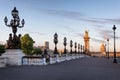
[5,23,11,27]
[18,25,23,28]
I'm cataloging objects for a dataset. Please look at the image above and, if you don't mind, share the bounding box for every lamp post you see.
[81,45,82,54]
[63,37,67,54]
[54,33,58,54]
[4,7,25,49]
[83,46,84,54]
[4,7,25,37]
[78,44,80,54]
[75,42,77,53]
[107,38,109,59]
[70,40,73,54]
[113,25,117,63]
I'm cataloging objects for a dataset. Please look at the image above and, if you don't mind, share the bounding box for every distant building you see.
[38,41,50,52]
[44,41,49,50]
[38,46,45,52]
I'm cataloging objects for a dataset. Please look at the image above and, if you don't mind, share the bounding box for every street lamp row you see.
[53,33,84,54]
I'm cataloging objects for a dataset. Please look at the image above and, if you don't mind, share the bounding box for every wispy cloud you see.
[100,18,120,24]
[94,26,120,40]
[38,9,120,42]
[108,34,120,39]
[58,25,108,43]
[59,25,75,33]
[75,33,84,37]
[91,38,106,43]
[93,24,113,40]
[19,29,46,35]
[40,9,86,19]
[40,9,120,25]
[74,32,106,43]
[98,29,112,39]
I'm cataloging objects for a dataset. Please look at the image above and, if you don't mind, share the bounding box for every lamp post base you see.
[113,58,117,63]
[2,49,25,65]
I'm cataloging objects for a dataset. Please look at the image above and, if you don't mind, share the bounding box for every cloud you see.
[40,9,86,19]
[75,33,84,37]
[93,24,114,40]
[40,9,82,20]
[91,38,106,43]
[74,32,106,43]
[40,9,107,24]
[40,9,120,25]
[37,9,120,42]
[59,25,75,33]
[108,34,120,39]
[20,29,46,35]
[94,27,120,40]
[99,29,112,39]
[59,25,120,41]
[82,18,107,24]
[100,18,120,24]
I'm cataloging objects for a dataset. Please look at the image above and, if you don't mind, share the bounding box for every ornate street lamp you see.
[70,40,73,54]
[74,42,77,53]
[107,38,109,59]
[4,7,25,49]
[53,33,58,54]
[4,7,25,36]
[78,44,80,54]
[113,25,117,63]
[63,37,67,54]
[81,45,82,54]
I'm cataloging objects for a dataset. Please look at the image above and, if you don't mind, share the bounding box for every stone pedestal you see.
[0,56,7,68]
[2,49,25,66]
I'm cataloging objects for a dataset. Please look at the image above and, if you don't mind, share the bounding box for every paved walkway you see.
[0,57,120,80]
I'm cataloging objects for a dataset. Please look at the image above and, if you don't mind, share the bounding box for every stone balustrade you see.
[22,54,85,66]
[0,57,8,68]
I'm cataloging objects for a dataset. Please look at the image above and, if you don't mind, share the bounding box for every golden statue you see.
[100,43,106,55]
[84,30,90,54]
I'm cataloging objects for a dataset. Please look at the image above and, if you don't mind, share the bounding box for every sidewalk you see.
[0,57,120,80]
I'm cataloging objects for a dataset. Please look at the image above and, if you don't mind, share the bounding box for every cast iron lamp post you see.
[54,33,58,54]
[83,45,84,54]
[4,7,25,49]
[78,44,80,54]
[63,37,67,54]
[74,42,77,53]
[81,45,82,54]
[70,40,73,54]
[4,7,25,36]
[113,25,117,63]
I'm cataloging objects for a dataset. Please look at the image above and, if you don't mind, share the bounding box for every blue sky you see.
[0,0,120,52]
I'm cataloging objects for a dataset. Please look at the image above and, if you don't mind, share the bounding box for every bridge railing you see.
[22,53,85,65]
[0,57,8,68]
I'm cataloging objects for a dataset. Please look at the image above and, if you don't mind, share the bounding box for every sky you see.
[0,0,120,52]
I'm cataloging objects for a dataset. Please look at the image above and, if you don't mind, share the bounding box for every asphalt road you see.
[0,57,120,80]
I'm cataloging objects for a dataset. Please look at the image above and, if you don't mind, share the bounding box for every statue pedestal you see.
[2,49,25,66]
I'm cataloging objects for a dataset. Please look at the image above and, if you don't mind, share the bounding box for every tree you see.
[0,45,5,56]
[21,34,34,55]
[32,47,42,55]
